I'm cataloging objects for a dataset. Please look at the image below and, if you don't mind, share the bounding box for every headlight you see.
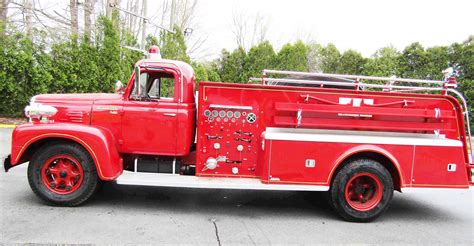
[24,103,57,120]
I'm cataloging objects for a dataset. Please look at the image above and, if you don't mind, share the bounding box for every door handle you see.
[163,113,177,117]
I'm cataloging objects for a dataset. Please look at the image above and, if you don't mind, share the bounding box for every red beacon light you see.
[442,67,457,89]
[147,45,162,60]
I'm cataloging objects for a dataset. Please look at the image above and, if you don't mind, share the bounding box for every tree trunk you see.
[170,0,175,29]
[84,0,95,39]
[70,0,78,39]
[23,0,32,38]
[0,0,8,36]
[140,0,147,49]
[106,0,118,19]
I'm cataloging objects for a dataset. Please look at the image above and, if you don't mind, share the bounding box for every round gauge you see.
[204,110,211,117]
[224,118,229,122]
[231,118,236,123]
[234,111,241,118]
[219,110,226,117]
[227,111,233,118]
[208,117,214,122]
[212,110,218,117]
[216,117,221,122]
[246,113,257,123]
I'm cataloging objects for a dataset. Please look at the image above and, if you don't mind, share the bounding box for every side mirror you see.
[115,80,124,94]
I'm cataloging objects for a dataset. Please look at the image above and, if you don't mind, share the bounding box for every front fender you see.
[10,123,122,180]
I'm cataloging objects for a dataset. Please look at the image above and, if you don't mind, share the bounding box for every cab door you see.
[121,68,179,155]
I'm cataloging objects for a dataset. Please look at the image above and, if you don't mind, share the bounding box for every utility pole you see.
[112,4,174,34]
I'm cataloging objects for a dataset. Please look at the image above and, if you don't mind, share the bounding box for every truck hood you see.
[33,93,122,104]
[29,93,123,125]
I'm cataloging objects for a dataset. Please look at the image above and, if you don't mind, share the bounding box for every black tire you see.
[329,159,393,222]
[27,142,99,206]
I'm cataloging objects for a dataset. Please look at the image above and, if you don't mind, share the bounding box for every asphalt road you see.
[1,128,473,245]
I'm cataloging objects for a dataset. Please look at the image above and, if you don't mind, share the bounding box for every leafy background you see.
[0,14,473,127]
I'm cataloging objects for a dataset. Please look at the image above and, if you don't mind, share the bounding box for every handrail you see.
[262,69,446,85]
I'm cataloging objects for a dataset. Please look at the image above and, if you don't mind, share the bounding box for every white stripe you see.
[401,187,472,192]
[116,171,329,191]
[264,127,463,147]
[209,104,253,110]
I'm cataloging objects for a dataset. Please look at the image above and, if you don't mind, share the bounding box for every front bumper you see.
[3,155,12,172]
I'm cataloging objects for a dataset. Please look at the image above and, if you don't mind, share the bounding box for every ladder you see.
[250,69,473,157]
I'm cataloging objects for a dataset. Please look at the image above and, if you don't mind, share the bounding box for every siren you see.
[148,45,162,60]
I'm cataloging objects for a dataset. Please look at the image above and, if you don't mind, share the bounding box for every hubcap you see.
[345,172,383,211]
[59,170,68,178]
[40,154,84,195]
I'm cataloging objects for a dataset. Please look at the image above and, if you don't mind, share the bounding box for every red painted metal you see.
[345,172,383,212]
[11,123,122,180]
[196,82,470,188]
[7,57,473,192]
[41,154,84,195]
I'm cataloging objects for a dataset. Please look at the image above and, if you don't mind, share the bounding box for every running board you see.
[116,171,329,191]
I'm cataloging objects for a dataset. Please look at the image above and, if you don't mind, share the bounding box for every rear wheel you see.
[329,159,393,222]
[28,142,99,206]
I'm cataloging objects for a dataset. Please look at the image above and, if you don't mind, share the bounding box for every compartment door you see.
[412,146,468,187]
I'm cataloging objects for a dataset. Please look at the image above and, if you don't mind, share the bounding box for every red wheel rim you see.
[40,154,84,195]
[345,172,383,212]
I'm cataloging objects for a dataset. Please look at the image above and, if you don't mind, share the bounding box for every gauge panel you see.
[199,104,260,178]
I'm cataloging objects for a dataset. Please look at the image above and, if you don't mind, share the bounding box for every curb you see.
[0,124,16,128]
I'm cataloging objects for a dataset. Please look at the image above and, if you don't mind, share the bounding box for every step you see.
[116,171,329,191]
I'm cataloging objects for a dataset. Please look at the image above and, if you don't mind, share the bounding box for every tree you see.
[232,11,269,51]
[0,0,9,36]
[363,46,401,77]
[398,42,429,79]
[425,46,449,80]
[160,26,190,63]
[70,0,78,39]
[218,47,247,82]
[243,40,276,80]
[319,43,341,73]
[96,15,123,91]
[449,37,474,129]
[275,40,309,72]
[84,0,95,39]
[338,49,366,75]
[22,0,33,38]
[192,62,220,84]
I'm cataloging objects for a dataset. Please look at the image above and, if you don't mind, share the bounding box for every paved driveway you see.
[1,128,473,244]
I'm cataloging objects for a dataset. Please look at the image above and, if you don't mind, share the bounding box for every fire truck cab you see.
[4,46,474,222]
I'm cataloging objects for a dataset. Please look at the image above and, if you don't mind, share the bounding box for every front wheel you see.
[28,142,99,206]
[329,159,394,222]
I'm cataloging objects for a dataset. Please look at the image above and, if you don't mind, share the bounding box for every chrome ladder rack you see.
[250,69,472,157]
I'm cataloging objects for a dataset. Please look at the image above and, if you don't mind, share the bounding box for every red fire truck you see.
[4,46,473,222]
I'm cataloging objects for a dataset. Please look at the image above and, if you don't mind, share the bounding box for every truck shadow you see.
[90,182,455,222]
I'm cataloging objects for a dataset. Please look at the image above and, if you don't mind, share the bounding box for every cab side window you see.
[130,71,175,100]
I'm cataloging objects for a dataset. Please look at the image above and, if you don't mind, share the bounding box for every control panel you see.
[197,104,260,177]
